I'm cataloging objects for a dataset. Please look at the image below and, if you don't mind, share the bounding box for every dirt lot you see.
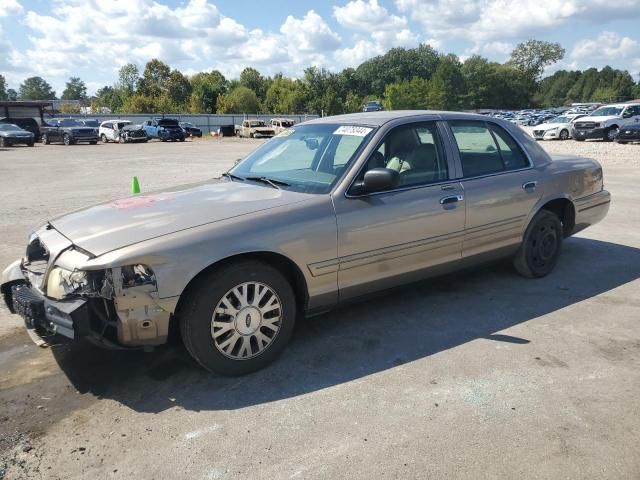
[0,136,639,479]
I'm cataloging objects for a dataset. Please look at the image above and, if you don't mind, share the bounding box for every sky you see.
[1,0,640,96]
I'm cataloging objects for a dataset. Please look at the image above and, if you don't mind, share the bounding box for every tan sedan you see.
[1,111,610,375]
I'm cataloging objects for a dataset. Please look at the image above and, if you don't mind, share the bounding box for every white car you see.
[573,103,640,141]
[531,114,586,141]
[99,120,132,143]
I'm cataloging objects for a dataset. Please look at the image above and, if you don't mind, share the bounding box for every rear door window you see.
[449,121,529,177]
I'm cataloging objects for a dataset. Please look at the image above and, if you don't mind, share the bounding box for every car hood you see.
[537,122,569,130]
[49,179,313,256]
[0,130,32,136]
[576,115,620,123]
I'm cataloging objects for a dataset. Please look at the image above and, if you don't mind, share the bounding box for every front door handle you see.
[440,194,464,205]
[522,181,537,192]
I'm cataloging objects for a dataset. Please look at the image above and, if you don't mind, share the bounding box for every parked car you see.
[98,120,139,143]
[142,118,185,142]
[363,100,383,112]
[179,122,202,138]
[531,114,586,141]
[236,119,275,138]
[573,103,640,141]
[0,123,35,147]
[120,124,149,143]
[270,118,295,134]
[0,117,41,141]
[614,123,640,144]
[41,118,98,145]
[1,111,610,376]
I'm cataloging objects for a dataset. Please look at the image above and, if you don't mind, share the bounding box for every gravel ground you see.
[0,136,639,479]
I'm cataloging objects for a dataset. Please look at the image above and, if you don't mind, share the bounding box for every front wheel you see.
[604,126,618,142]
[559,129,569,140]
[42,134,50,145]
[514,210,563,278]
[63,134,71,146]
[89,140,97,145]
[179,261,296,376]
[0,137,5,147]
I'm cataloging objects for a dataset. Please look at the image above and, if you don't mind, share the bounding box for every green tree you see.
[6,88,17,101]
[61,77,87,100]
[0,74,7,100]
[383,77,430,110]
[137,59,171,97]
[427,54,465,110]
[590,86,620,103]
[239,67,267,101]
[166,70,192,108]
[264,75,306,114]
[509,40,565,81]
[216,86,260,113]
[189,70,228,113]
[118,63,139,95]
[18,76,56,100]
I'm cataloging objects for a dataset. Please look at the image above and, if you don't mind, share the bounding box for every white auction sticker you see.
[333,125,373,137]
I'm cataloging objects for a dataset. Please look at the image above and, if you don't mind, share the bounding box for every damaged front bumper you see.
[1,234,175,349]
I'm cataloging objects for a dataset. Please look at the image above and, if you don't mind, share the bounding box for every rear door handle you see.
[522,181,537,192]
[440,195,464,205]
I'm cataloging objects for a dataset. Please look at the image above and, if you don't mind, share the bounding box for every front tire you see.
[604,126,618,142]
[559,129,569,140]
[179,261,296,376]
[0,137,5,147]
[514,210,563,278]
[42,134,50,145]
[63,134,71,146]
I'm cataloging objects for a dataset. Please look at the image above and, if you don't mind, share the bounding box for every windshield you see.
[591,106,623,117]
[158,119,179,126]
[282,121,294,127]
[249,121,266,127]
[550,116,568,123]
[116,122,131,128]
[59,119,83,127]
[0,124,21,131]
[181,122,194,127]
[83,120,100,127]
[230,124,375,194]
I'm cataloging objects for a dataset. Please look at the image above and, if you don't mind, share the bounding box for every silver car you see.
[1,111,611,375]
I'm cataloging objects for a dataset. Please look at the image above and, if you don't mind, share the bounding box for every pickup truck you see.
[41,118,98,145]
[142,118,186,142]
[573,103,640,141]
[235,119,275,138]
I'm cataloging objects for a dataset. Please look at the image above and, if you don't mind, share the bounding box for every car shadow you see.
[51,237,639,412]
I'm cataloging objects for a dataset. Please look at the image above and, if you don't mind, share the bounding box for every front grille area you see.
[128,130,146,138]
[575,122,596,129]
[533,130,544,136]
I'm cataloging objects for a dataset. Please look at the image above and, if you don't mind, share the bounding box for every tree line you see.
[1,40,639,114]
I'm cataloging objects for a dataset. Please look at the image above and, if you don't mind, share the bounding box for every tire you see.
[559,129,569,140]
[118,135,125,144]
[0,137,5,147]
[42,134,50,145]
[89,141,97,145]
[616,140,627,144]
[63,134,71,146]
[100,134,107,143]
[179,137,185,142]
[179,260,297,376]
[604,126,618,142]
[250,133,254,139]
[27,141,34,147]
[514,210,563,278]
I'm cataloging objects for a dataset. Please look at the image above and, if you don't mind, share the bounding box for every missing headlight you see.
[120,265,156,288]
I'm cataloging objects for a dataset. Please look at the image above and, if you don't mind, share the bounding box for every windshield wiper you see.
[245,176,290,189]
[221,172,245,182]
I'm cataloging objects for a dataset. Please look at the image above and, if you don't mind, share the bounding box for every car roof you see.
[302,110,490,127]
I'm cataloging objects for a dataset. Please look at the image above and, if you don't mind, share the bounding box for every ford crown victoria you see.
[1,111,611,375]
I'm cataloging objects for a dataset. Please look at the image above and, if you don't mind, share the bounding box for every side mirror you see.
[350,168,400,195]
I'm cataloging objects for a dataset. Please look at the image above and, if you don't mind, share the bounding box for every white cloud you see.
[333,0,407,31]
[570,31,640,75]
[395,0,640,42]
[0,0,23,16]
[280,10,341,52]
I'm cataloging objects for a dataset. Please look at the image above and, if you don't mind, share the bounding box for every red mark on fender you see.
[111,195,175,209]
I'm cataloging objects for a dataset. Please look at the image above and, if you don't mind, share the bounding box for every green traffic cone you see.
[132,176,141,194]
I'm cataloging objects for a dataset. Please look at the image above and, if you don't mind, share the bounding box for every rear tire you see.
[514,210,563,278]
[42,134,50,145]
[179,260,297,376]
[101,134,107,143]
[0,137,5,147]
[63,134,71,146]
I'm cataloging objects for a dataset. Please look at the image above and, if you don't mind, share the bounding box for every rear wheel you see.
[0,137,5,147]
[89,140,97,145]
[42,134,50,145]
[514,210,563,278]
[100,134,108,143]
[27,141,34,147]
[179,261,296,376]
[63,134,71,146]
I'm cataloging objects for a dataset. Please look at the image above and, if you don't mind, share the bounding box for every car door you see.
[446,120,542,259]
[622,105,640,127]
[333,121,465,300]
